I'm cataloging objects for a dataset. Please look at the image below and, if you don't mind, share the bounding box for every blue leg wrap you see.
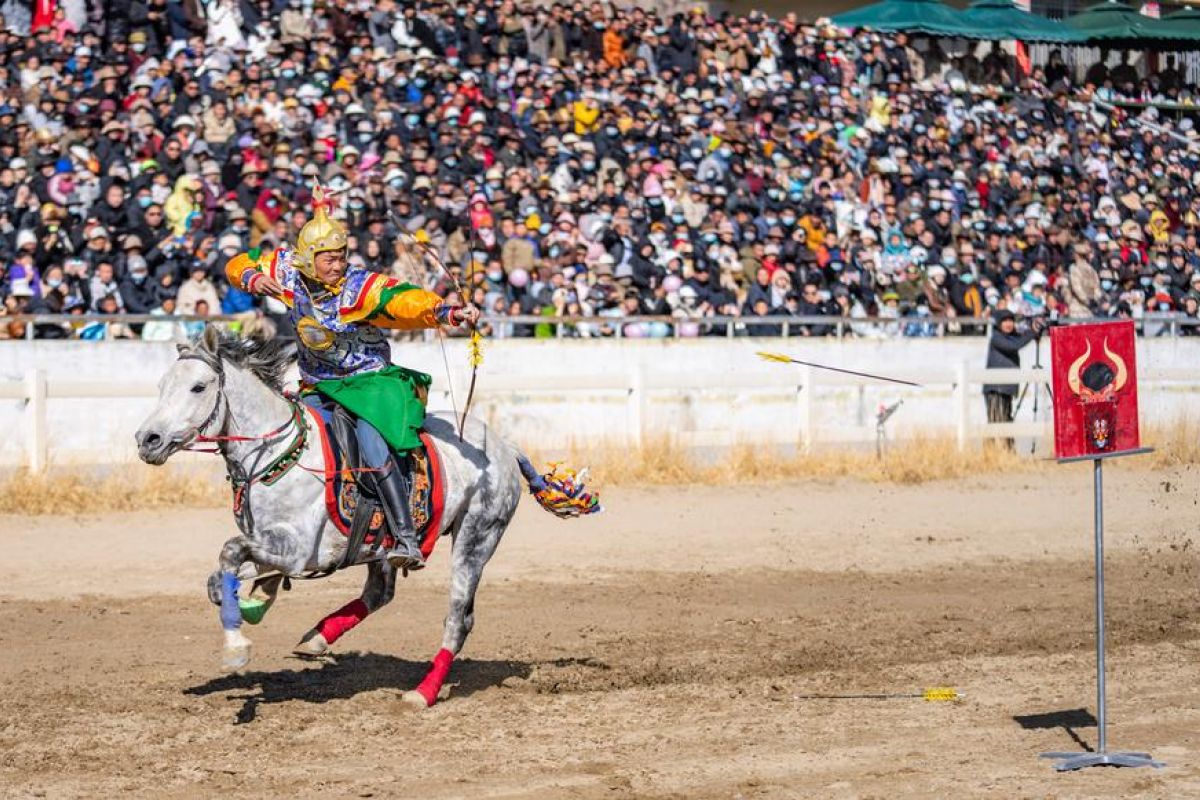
[219,572,242,631]
[517,456,548,494]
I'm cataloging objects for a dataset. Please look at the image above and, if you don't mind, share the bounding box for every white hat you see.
[173,115,196,128]
[10,157,27,170]
[16,229,36,249]
[8,279,33,298]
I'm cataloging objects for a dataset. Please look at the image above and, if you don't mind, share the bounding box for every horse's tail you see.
[516,454,603,518]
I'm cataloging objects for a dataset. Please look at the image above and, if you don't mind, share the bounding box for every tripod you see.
[1012,334,1053,455]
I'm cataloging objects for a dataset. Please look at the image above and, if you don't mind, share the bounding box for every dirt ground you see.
[2,465,1200,799]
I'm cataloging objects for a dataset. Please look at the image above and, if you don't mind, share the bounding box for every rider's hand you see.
[451,304,480,327]
[249,274,285,298]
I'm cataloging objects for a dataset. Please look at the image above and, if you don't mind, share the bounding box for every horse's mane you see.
[186,326,295,392]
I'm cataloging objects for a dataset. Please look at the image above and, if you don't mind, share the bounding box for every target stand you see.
[1043,322,1165,773]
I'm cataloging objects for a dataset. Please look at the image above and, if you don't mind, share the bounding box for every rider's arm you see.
[340,273,453,330]
[224,248,282,293]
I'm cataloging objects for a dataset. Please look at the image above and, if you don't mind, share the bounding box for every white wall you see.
[2,336,1199,466]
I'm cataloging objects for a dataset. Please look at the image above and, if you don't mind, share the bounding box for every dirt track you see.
[3,467,1200,799]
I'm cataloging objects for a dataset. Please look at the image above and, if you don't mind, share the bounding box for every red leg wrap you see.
[315,599,370,644]
[413,648,454,707]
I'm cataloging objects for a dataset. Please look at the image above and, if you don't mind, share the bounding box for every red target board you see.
[1050,321,1140,461]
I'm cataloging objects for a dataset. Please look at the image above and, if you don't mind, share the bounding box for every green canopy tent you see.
[1142,7,1200,43]
[1064,1,1200,47]
[957,0,1085,42]
[1064,0,1147,40]
[1164,7,1200,25]
[1065,0,1200,44]
[832,0,975,37]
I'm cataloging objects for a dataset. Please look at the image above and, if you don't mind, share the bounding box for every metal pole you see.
[1040,453,1162,771]
[1094,457,1107,755]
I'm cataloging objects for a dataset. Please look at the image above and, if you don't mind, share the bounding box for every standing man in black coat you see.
[983,309,1047,448]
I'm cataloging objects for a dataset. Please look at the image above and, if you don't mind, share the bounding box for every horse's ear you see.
[201,324,221,354]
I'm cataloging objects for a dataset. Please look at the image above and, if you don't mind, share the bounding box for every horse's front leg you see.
[209,536,254,672]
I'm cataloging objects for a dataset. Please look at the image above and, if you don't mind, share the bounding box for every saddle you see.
[304,403,446,571]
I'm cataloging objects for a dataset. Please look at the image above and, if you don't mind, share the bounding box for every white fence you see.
[5,351,1200,470]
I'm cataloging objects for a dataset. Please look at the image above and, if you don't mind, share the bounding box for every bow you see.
[460,221,484,439]
[396,226,482,442]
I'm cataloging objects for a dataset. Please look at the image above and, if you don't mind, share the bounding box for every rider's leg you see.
[356,416,425,571]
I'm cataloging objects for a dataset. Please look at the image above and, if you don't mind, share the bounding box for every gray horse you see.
[135,327,597,708]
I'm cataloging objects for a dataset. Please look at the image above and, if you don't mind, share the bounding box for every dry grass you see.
[1143,418,1200,468]
[550,434,1041,488]
[0,465,226,516]
[557,419,1200,487]
[3,420,1198,514]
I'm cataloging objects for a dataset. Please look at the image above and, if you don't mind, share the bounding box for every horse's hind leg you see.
[293,560,396,657]
[403,519,506,708]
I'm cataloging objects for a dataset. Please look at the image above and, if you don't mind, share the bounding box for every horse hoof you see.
[222,644,252,673]
[292,630,329,658]
[401,690,433,710]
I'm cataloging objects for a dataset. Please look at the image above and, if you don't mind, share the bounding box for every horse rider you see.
[224,186,479,571]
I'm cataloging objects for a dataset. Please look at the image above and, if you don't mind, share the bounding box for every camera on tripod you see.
[1023,311,1062,338]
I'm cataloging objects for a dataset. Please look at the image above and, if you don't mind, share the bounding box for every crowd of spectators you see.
[2,0,1200,341]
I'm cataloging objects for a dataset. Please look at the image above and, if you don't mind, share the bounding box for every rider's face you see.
[314,248,347,284]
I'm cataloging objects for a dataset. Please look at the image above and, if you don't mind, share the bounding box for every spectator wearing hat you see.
[176,261,220,316]
[1066,243,1102,319]
[118,242,157,315]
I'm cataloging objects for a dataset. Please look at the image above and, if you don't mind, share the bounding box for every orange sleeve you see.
[224,249,279,290]
[340,273,447,331]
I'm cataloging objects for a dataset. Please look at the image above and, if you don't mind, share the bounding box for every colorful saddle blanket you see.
[302,404,446,560]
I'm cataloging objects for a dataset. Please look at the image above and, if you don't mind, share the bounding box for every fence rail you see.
[6,313,1200,341]
[6,360,1200,471]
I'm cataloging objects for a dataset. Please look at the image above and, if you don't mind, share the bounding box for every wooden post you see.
[799,364,815,453]
[25,369,47,472]
[627,361,646,449]
[954,360,971,453]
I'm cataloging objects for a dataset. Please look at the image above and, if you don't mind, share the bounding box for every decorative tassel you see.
[519,457,602,518]
[467,329,484,368]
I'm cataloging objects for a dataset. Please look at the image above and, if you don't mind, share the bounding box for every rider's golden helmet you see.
[293,186,347,280]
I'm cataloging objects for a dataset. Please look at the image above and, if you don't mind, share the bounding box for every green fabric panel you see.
[313,365,432,452]
[365,281,422,322]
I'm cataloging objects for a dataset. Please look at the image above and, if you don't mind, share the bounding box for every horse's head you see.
[136,326,226,465]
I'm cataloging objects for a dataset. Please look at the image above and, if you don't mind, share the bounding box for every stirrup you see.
[386,540,426,571]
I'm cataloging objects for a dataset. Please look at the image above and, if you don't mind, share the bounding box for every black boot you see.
[374,458,426,571]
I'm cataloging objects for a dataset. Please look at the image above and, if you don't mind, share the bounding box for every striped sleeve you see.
[224,248,282,291]
[340,273,447,330]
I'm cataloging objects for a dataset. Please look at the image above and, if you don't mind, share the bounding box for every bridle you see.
[176,351,310,534]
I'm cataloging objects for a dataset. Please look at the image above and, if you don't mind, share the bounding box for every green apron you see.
[313,365,431,453]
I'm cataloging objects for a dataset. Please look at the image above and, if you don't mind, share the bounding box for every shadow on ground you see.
[183,651,533,724]
[1014,708,1098,752]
